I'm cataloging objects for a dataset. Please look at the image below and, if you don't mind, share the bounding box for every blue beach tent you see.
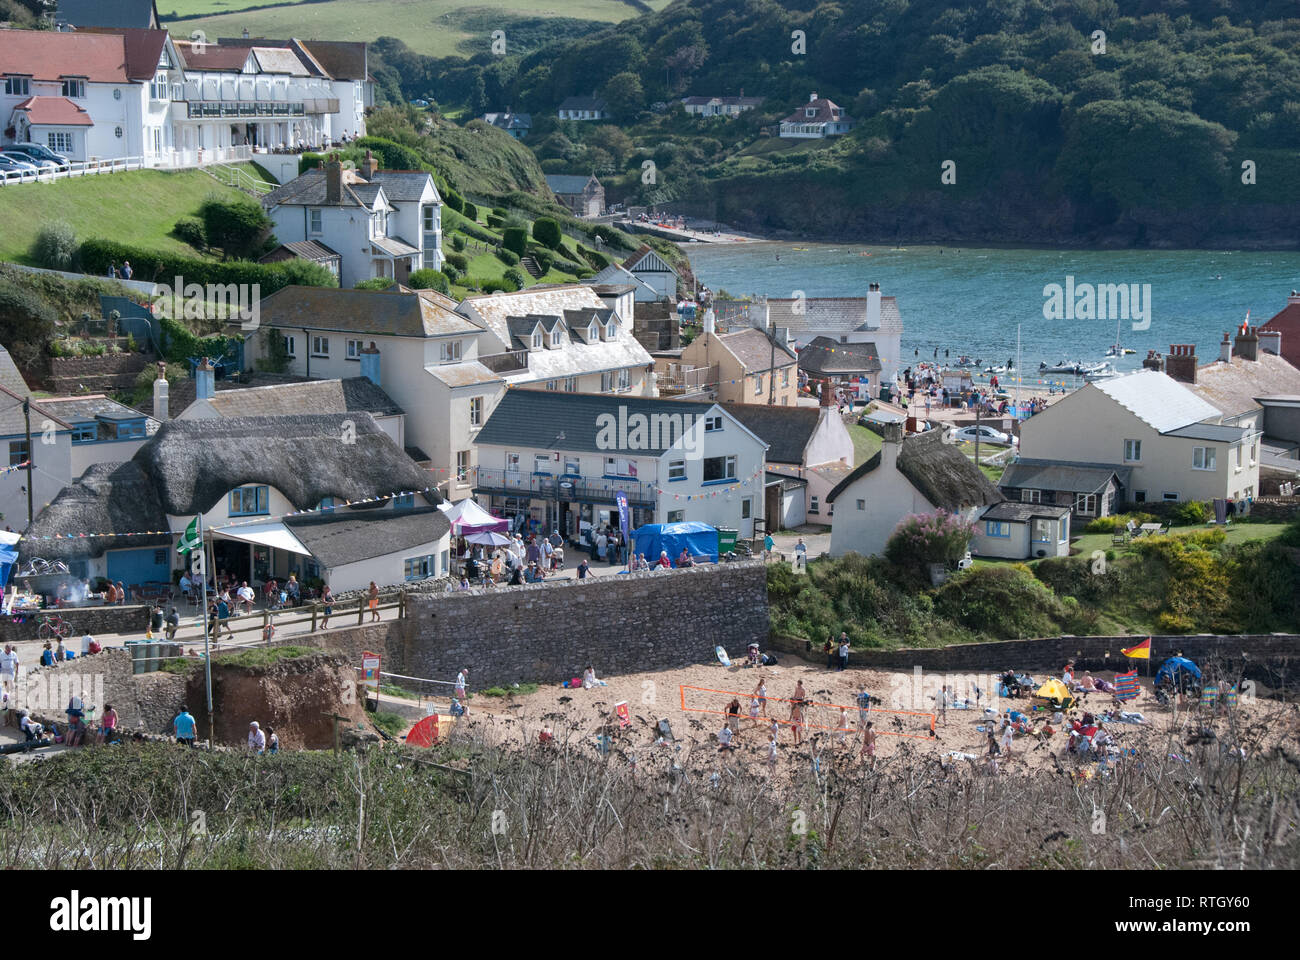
[1155,656,1202,687]
[631,522,720,565]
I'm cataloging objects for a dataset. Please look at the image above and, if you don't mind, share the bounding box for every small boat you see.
[1081,361,1114,379]
[1040,360,1083,375]
[792,247,809,251]
[983,365,1006,375]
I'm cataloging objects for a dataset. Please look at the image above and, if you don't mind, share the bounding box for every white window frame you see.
[310,335,330,358]
[666,509,685,523]
[532,331,543,350]
[469,396,483,427]
[440,339,462,362]
[704,415,723,432]
[281,334,297,357]
[856,499,866,511]
[1163,492,1180,502]
[61,78,86,99]
[703,455,737,483]
[456,450,470,481]
[1235,444,1243,471]
[309,208,323,234]
[563,377,578,393]
[809,496,820,514]
[1193,446,1217,471]
[346,339,364,360]
[563,457,580,475]
[3,75,31,96]
[668,459,686,481]
[1123,439,1141,462]
[1073,493,1097,516]
[506,452,521,473]
[533,454,551,474]
[550,331,563,348]
[618,368,631,391]
[48,132,73,153]
[1020,488,1041,504]
[754,374,763,395]
[600,371,614,392]
[1032,519,1052,543]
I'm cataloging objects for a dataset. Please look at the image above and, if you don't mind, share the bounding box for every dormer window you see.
[805,107,816,118]
[605,321,617,340]
[532,330,543,349]
[550,331,563,348]
[588,322,599,341]
[61,78,86,99]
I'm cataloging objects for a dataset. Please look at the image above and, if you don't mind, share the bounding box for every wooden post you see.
[311,601,318,633]
[262,609,270,647]
[357,596,364,625]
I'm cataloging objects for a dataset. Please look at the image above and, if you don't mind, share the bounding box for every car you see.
[1,150,56,171]
[6,142,70,168]
[950,424,1016,446]
[0,154,39,175]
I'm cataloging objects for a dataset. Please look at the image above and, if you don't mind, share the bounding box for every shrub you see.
[158,316,241,366]
[491,207,506,217]
[1083,512,1157,533]
[553,258,586,275]
[78,239,327,295]
[532,251,554,274]
[0,279,57,366]
[198,194,273,260]
[444,252,469,273]
[354,136,425,172]
[450,234,466,252]
[503,267,526,291]
[884,511,976,579]
[171,216,206,251]
[532,217,562,250]
[462,201,478,222]
[479,279,506,294]
[501,227,528,257]
[443,189,464,213]
[408,268,450,294]
[31,220,78,270]
[354,277,396,290]
[1168,500,1209,525]
[486,214,504,229]
[496,248,519,266]
[440,264,461,282]
[934,565,1064,638]
[579,245,610,269]
[275,258,338,288]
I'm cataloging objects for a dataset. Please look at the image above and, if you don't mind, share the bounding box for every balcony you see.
[474,467,656,508]
[479,349,528,374]
[187,101,309,119]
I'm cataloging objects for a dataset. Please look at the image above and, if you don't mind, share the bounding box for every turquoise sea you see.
[685,243,1300,382]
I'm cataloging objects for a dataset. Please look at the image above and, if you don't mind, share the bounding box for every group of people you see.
[170,706,278,753]
[460,531,563,588]
[49,577,128,607]
[39,632,103,666]
[716,676,878,764]
[106,261,133,280]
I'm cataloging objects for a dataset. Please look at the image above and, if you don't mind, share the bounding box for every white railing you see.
[206,161,275,195]
[0,145,256,186]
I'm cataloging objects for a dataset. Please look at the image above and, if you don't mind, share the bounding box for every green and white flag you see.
[176,517,200,555]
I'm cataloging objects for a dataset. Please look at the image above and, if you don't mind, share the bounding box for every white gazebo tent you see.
[441,498,508,534]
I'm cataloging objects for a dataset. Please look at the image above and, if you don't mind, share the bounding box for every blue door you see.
[106,547,170,587]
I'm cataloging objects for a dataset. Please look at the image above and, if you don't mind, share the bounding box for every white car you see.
[951,424,1017,446]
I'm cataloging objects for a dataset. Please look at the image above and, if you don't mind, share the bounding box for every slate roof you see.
[980,501,1072,522]
[262,168,383,209]
[367,170,438,202]
[284,505,449,567]
[1190,353,1300,419]
[546,174,596,195]
[55,0,158,30]
[0,384,68,437]
[0,345,30,398]
[250,47,309,76]
[827,431,1002,510]
[717,328,796,372]
[1163,422,1251,442]
[371,235,419,258]
[174,42,252,72]
[720,403,821,465]
[259,286,479,338]
[194,378,403,418]
[766,296,903,337]
[476,389,718,456]
[135,372,313,419]
[259,240,341,264]
[1093,370,1222,434]
[997,459,1132,494]
[37,395,160,432]
[798,336,882,376]
[558,96,607,112]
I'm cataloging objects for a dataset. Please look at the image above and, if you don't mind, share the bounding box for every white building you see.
[557,96,607,121]
[779,92,853,139]
[473,389,768,539]
[763,284,904,386]
[681,95,764,118]
[263,155,442,287]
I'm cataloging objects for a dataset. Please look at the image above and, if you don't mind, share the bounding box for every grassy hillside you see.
[168,0,672,59]
[0,167,253,265]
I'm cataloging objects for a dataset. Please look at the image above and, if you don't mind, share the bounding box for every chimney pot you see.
[325,157,343,204]
[810,92,817,102]
[1165,344,1197,383]
[1233,323,1259,362]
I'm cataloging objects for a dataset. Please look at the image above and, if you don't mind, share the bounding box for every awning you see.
[211,522,312,556]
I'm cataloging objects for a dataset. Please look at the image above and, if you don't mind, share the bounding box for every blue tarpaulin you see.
[631,522,719,565]
[0,542,17,591]
[1155,656,1202,687]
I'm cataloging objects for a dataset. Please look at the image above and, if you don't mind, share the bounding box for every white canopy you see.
[212,521,312,556]
[443,498,507,533]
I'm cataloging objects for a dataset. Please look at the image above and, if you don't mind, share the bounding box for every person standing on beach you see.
[790,700,804,746]
[837,633,849,671]
[726,697,742,736]
[937,684,949,726]
[860,722,876,760]
[767,734,778,771]
[754,676,768,717]
[823,636,835,669]
[836,706,850,744]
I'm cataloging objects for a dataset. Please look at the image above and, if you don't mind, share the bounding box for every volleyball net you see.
[679,685,936,739]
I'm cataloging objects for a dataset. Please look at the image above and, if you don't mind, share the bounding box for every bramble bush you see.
[884,511,975,578]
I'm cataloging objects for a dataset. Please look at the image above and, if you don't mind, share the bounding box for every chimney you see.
[809,92,818,103]
[866,282,881,328]
[359,341,381,386]
[361,148,378,180]
[1233,323,1259,362]
[819,379,834,407]
[879,420,903,470]
[702,306,716,335]
[1259,328,1282,357]
[195,358,215,401]
[1219,331,1232,364]
[152,361,169,420]
[325,156,342,204]
[1164,344,1197,384]
[1142,349,1163,372]
[1289,290,1300,305]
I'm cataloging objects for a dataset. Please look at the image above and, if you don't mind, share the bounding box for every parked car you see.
[5,142,68,169]
[2,150,55,171]
[950,424,1017,446]
[0,154,39,175]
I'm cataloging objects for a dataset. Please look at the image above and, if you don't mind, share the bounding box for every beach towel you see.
[1113,670,1141,702]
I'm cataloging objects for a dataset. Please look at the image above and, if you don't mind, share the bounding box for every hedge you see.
[462,201,478,222]
[532,217,562,250]
[486,214,505,229]
[502,227,528,257]
[408,268,450,294]
[443,189,464,213]
[354,136,425,172]
[159,315,242,365]
[444,252,469,273]
[503,267,526,291]
[496,248,520,266]
[78,239,334,294]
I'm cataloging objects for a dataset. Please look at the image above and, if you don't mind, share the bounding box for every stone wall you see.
[17,648,186,734]
[0,604,150,644]
[398,561,770,689]
[46,351,150,394]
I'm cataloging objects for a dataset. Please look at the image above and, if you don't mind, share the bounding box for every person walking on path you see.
[794,537,807,571]
[455,667,468,702]
[1000,718,1015,757]
[320,585,334,629]
[368,581,380,622]
[165,605,180,641]
[763,532,774,561]
[174,706,197,747]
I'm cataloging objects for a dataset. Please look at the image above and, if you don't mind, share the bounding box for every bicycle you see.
[37,614,74,641]
[19,558,70,578]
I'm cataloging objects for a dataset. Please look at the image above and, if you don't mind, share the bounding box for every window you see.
[668,459,686,481]
[606,321,617,340]
[229,486,270,516]
[806,107,817,118]
[346,339,364,360]
[151,73,168,100]
[60,78,86,99]
[281,334,297,357]
[588,323,599,341]
[1134,491,1146,503]
[404,555,437,581]
[754,374,764,395]
[1235,445,1243,471]
[1193,446,1217,471]
[506,452,521,473]
[319,497,336,512]
[618,368,631,391]
[534,455,551,474]
[309,208,323,234]
[48,132,73,153]
[704,415,723,432]
[422,204,436,232]
[9,440,29,467]
[564,377,578,392]
[440,339,462,362]
[71,423,98,443]
[604,457,637,478]
[393,493,415,510]
[451,450,468,482]
[782,368,789,387]
[666,510,685,523]
[742,497,753,519]
[550,331,562,348]
[1073,494,1097,516]
[311,335,330,357]
[469,396,483,427]
[372,209,387,236]
[4,76,31,96]
[1250,442,1258,465]
[563,457,579,475]
[532,331,543,349]
[1163,492,1180,502]
[1123,439,1141,462]
[1020,488,1041,504]
[703,455,737,483]
[856,499,866,511]
[116,420,146,440]
[983,520,1010,538]
[1032,519,1052,542]
[546,380,559,391]
[600,371,614,392]
[809,496,820,514]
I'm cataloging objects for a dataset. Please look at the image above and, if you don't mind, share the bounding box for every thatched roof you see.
[19,461,170,561]
[827,431,1001,511]
[134,414,438,515]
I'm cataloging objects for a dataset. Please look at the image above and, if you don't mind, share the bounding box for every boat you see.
[1105,345,1137,357]
[1081,361,1115,379]
[1040,360,1084,375]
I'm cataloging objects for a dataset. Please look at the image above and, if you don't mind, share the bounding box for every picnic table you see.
[1139,523,1165,536]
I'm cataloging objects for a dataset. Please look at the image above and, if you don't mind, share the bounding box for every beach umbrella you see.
[406,714,441,747]
[465,530,512,547]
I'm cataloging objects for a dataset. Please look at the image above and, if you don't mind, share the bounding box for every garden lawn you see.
[1070,522,1290,558]
[0,168,247,264]
[847,423,882,467]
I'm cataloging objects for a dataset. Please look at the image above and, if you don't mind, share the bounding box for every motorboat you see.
[1040,360,1083,374]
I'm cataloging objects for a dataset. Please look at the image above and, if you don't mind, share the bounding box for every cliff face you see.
[686,176,1300,249]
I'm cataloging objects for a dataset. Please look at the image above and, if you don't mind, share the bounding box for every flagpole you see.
[199,512,212,742]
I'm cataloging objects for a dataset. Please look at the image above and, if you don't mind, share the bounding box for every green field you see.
[168,0,672,58]
[0,168,252,265]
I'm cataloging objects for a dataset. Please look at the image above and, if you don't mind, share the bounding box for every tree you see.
[0,277,56,368]
[884,511,975,580]
[198,195,273,261]
[599,72,645,119]
[502,227,528,256]
[532,217,562,250]
[30,221,77,271]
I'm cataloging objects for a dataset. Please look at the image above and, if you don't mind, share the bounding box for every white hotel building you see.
[0,27,370,166]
